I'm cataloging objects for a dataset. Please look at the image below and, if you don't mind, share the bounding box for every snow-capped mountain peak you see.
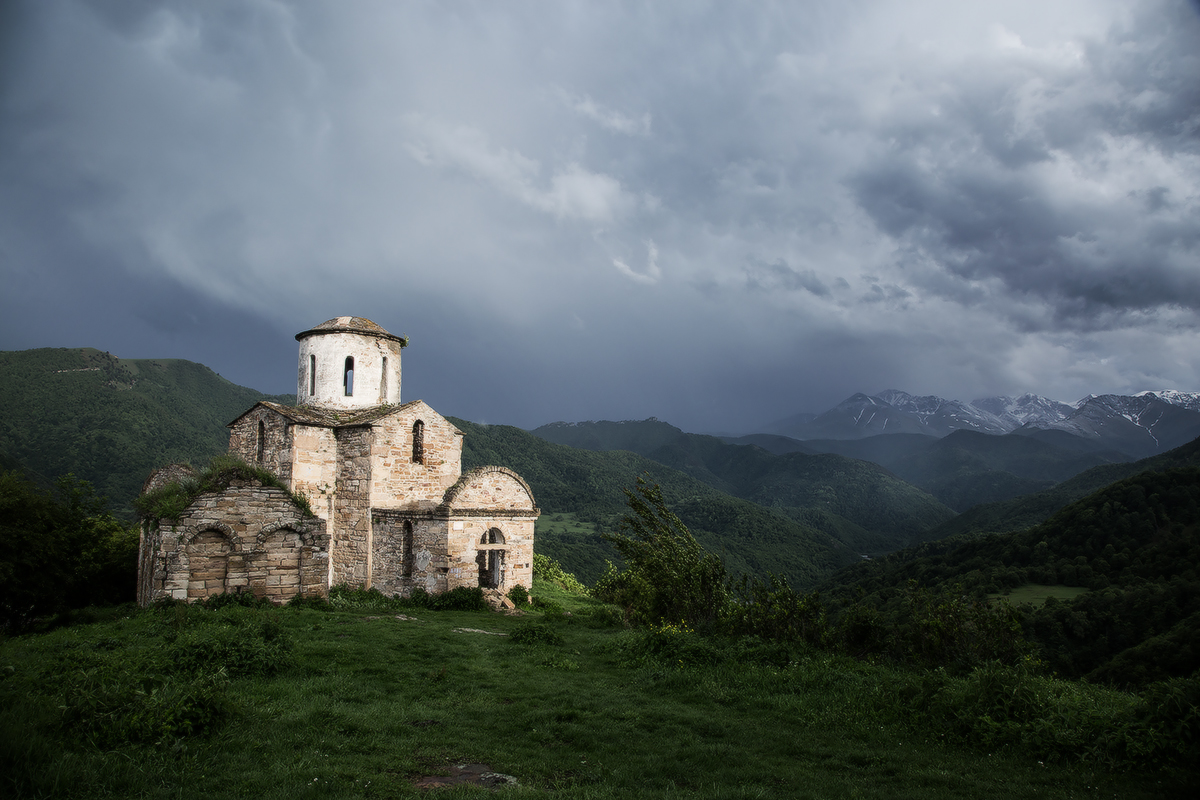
[1135,390,1200,412]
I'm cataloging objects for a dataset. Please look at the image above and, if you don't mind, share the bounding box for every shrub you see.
[507,584,530,606]
[532,553,589,595]
[426,586,487,611]
[726,575,830,649]
[509,622,565,646]
[200,591,277,610]
[583,605,626,629]
[597,477,730,630]
[166,623,293,678]
[1117,675,1200,768]
[58,668,232,747]
[286,593,331,610]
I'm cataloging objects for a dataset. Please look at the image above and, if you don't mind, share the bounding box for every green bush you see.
[166,622,293,678]
[1117,675,1200,768]
[532,553,589,595]
[200,591,277,610]
[726,575,830,649]
[327,584,487,612]
[423,586,487,611]
[596,477,730,630]
[531,595,564,613]
[583,605,626,629]
[0,471,139,629]
[507,584,530,606]
[509,621,565,646]
[58,669,232,747]
[286,593,331,610]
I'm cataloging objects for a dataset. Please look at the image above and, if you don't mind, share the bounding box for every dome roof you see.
[295,316,407,345]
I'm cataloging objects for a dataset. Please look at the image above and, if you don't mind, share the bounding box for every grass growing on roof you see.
[134,453,314,523]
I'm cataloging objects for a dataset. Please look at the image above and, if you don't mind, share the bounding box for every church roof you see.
[227,399,462,433]
[294,316,408,345]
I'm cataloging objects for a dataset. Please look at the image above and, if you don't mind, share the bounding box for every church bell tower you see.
[294,316,407,410]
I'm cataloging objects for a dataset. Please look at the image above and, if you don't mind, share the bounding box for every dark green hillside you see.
[453,418,856,587]
[886,430,1132,512]
[924,435,1200,541]
[532,419,955,551]
[0,348,294,515]
[795,432,939,463]
[820,466,1200,686]
[718,432,815,455]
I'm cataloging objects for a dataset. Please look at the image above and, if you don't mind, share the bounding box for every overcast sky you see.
[2,1,1199,433]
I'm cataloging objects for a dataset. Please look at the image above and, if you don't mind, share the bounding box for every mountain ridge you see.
[765,388,1200,457]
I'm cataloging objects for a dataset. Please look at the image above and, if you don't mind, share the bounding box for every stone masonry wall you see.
[369,402,463,511]
[371,512,450,596]
[368,513,534,596]
[138,478,329,606]
[228,406,293,485]
[443,466,537,511]
[445,514,535,593]
[332,426,373,587]
[288,424,340,528]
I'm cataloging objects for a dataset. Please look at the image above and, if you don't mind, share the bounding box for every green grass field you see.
[990,584,1091,607]
[0,582,1189,799]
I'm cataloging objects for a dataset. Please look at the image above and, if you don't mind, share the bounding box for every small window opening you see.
[256,420,266,463]
[482,528,505,545]
[412,419,424,464]
[308,355,316,396]
[402,521,414,578]
[343,357,354,396]
[380,357,388,402]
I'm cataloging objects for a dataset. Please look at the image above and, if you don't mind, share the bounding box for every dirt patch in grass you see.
[412,762,518,789]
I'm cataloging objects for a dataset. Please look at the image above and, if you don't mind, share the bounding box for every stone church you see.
[136,316,538,605]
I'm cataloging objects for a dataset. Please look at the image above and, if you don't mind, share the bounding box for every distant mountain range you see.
[5,345,1200,592]
[759,389,1200,458]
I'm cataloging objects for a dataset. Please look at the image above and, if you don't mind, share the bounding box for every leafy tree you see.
[0,470,138,629]
[595,476,730,630]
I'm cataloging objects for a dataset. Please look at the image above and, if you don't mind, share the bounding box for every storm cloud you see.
[2,0,1198,432]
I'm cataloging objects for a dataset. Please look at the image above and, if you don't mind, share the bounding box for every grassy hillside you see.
[0,348,293,516]
[454,418,857,587]
[0,590,1189,798]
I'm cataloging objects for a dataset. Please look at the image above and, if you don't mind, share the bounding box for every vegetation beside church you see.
[0,470,136,630]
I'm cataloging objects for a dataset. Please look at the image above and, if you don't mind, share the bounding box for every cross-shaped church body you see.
[136,316,538,605]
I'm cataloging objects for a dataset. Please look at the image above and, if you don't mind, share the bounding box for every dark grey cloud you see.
[2,0,1199,433]
[849,0,1200,332]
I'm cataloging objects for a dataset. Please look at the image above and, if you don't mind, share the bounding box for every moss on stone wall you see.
[135,454,314,524]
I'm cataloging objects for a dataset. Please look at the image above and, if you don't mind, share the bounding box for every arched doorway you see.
[477,528,506,589]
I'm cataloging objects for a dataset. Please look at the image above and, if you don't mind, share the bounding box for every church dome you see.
[295,316,406,410]
[296,316,407,344]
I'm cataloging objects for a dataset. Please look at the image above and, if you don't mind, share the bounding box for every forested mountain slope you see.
[0,348,294,515]
[820,465,1200,686]
[453,418,857,587]
[884,429,1132,511]
[924,435,1200,541]
[532,418,954,550]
